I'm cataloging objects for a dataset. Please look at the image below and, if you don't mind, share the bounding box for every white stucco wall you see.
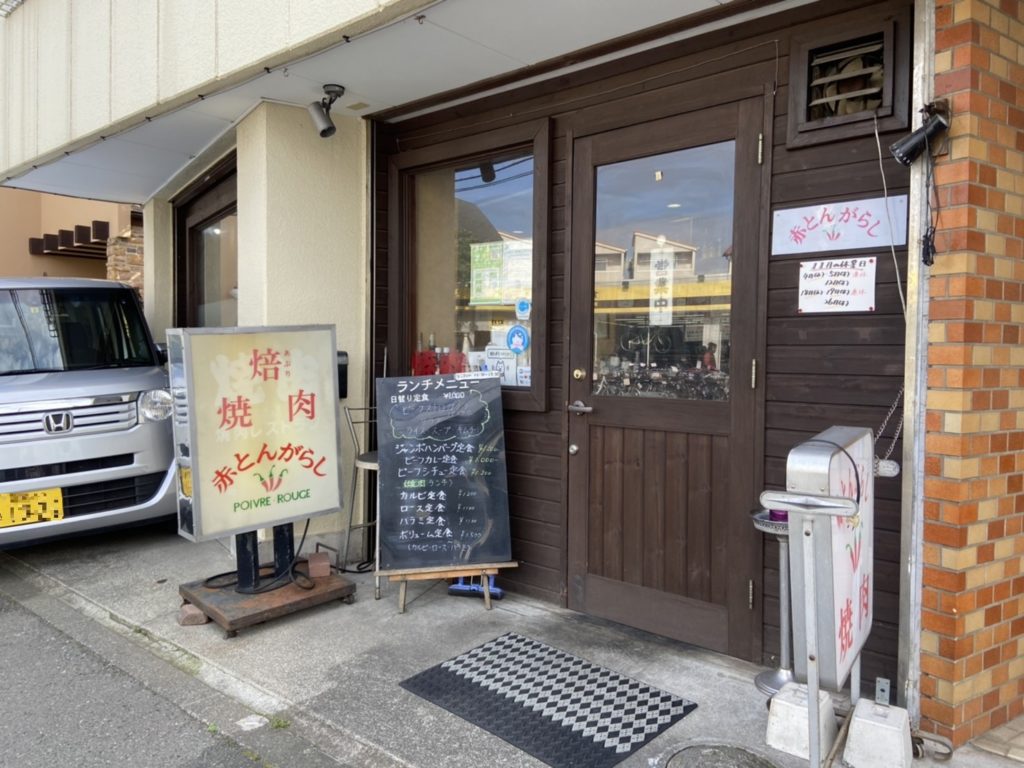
[236,100,369,542]
[0,0,429,177]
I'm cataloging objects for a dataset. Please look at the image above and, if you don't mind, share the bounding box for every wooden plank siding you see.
[374,0,911,679]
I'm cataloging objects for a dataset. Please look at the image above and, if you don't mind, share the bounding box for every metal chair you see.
[342,405,382,598]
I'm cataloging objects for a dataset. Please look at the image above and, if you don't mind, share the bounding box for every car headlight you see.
[139,389,173,422]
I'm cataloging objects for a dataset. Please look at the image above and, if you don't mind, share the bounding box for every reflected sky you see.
[597,141,735,274]
[448,141,735,275]
[454,154,534,236]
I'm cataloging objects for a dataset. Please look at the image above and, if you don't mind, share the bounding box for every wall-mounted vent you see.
[787,9,910,148]
[806,34,885,122]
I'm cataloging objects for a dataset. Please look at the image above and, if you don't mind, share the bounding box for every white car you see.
[0,277,176,546]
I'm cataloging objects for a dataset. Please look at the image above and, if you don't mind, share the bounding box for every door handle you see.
[567,400,593,415]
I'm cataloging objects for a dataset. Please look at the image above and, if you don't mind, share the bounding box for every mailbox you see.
[336,351,348,399]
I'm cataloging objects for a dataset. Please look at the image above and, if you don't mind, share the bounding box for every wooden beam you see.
[74,224,93,245]
[91,220,110,241]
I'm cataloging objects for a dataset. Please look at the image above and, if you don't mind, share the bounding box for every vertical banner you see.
[649,247,674,326]
[169,326,341,542]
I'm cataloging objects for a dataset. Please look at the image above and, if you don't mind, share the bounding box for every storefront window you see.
[409,152,536,387]
[173,155,237,328]
[411,152,535,388]
[195,213,238,327]
[391,120,549,409]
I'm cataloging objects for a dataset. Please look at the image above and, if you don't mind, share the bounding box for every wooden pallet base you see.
[179,571,356,638]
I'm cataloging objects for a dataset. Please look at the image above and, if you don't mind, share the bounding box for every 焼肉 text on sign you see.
[168,326,341,542]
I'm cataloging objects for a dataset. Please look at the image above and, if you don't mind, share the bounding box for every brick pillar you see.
[106,221,145,300]
[921,0,1024,747]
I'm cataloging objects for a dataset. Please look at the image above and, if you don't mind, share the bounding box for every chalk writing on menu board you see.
[375,374,511,571]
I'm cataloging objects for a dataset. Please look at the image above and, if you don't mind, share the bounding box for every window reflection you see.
[411,152,534,388]
[592,142,734,400]
[197,213,238,327]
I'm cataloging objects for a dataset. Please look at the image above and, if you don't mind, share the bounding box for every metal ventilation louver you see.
[807,35,884,120]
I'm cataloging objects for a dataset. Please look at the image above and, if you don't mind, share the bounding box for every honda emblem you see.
[43,411,73,434]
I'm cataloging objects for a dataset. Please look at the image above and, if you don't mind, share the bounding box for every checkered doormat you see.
[400,633,697,768]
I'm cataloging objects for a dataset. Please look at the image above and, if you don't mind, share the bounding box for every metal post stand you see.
[752,510,795,696]
[272,522,295,578]
[801,515,822,768]
[235,530,261,592]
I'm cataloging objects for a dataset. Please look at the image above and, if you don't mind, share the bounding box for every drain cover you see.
[666,744,781,768]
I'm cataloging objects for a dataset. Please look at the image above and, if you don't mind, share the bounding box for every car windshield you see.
[0,287,156,374]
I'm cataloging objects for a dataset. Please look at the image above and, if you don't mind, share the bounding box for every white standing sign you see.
[827,430,874,689]
[772,195,907,255]
[168,326,341,542]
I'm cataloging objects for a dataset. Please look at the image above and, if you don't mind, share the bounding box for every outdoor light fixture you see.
[307,84,345,138]
[889,100,950,166]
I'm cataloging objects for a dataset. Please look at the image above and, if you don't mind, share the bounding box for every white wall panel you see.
[158,0,216,100]
[21,2,39,161]
[218,0,289,76]
[111,0,158,121]
[236,103,270,325]
[288,0,381,44]
[5,10,26,167]
[35,0,70,154]
[0,18,6,170]
[70,0,111,138]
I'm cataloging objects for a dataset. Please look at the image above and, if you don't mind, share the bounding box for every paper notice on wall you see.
[772,195,907,255]
[485,346,517,386]
[798,257,876,313]
[470,242,504,305]
[501,240,533,304]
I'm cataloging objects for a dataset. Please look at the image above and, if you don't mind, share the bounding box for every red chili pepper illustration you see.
[254,465,288,492]
[846,529,862,572]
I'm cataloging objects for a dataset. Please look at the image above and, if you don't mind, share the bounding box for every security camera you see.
[308,84,345,139]
[889,100,950,166]
[308,101,336,138]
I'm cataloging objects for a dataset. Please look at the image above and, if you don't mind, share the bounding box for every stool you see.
[342,406,381,598]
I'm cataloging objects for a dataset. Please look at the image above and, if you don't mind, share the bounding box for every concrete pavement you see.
[0,522,1014,768]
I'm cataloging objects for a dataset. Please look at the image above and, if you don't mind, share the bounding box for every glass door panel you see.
[591,142,734,401]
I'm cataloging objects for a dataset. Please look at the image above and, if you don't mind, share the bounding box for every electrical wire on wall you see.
[870,114,907,475]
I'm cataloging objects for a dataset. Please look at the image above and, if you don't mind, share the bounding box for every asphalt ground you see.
[0,521,1015,768]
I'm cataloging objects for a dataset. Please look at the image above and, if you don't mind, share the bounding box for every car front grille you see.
[0,454,134,483]
[62,473,165,518]
[0,394,138,442]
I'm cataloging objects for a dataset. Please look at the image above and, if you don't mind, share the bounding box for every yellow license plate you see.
[0,488,64,528]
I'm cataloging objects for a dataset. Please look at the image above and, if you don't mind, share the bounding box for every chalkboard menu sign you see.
[375,373,511,572]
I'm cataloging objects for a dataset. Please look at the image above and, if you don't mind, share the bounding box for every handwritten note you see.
[798,257,876,313]
[772,195,907,255]
[375,374,511,571]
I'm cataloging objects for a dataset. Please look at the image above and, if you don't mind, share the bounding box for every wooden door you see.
[567,98,766,659]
